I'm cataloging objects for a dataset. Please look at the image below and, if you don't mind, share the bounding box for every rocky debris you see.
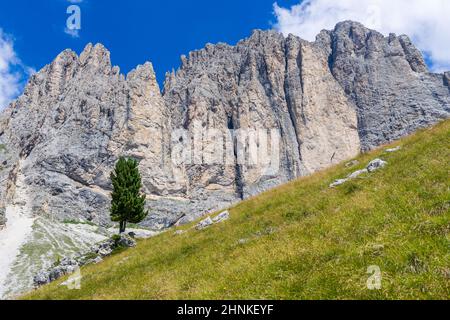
[330,159,388,188]
[212,211,230,223]
[33,258,79,287]
[385,146,402,153]
[0,21,448,233]
[194,210,231,230]
[330,179,349,188]
[367,159,388,173]
[238,239,249,245]
[195,217,214,230]
[90,233,136,257]
[93,239,115,257]
[174,230,186,235]
[347,169,369,180]
[116,234,137,248]
[32,234,136,288]
[33,271,51,287]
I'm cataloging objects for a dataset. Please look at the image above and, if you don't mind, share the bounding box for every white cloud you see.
[273,0,450,72]
[0,30,21,109]
[0,29,34,110]
[65,2,82,38]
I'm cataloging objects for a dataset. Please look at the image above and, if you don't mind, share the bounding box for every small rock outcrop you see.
[367,159,388,173]
[212,211,230,223]
[330,158,388,188]
[33,234,136,287]
[195,217,214,230]
[385,146,402,153]
[194,210,230,231]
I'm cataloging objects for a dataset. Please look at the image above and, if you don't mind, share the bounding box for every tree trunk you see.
[119,221,126,234]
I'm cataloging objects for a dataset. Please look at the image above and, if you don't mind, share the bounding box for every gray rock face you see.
[0,44,176,228]
[322,21,450,151]
[0,21,448,231]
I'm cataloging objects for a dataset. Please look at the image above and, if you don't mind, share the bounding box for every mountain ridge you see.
[0,20,449,231]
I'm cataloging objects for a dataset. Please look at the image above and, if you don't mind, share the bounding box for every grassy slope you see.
[24,121,450,300]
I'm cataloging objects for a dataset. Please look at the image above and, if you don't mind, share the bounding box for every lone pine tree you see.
[110,157,148,233]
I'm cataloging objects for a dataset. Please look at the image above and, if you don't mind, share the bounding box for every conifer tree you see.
[110,157,148,233]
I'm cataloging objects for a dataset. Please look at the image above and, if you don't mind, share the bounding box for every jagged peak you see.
[53,49,78,63]
[127,61,156,82]
[78,43,112,72]
[239,29,284,46]
[334,20,367,30]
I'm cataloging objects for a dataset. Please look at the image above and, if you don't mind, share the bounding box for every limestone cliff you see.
[0,21,448,230]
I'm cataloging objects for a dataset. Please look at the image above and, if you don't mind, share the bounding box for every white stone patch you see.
[385,146,402,153]
[330,159,388,188]
[0,206,35,299]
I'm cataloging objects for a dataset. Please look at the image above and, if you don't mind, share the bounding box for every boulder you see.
[196,217,214,230]
[213,211,230,223]
[347,169,368,179]
[117,234,136,248]
[48,266,67,282]
[60,257,78,267]
[330,179,348,188]
[98,248,113,257]
[385,146,402,153]
[367,159,388,173]
[33,271,50,287]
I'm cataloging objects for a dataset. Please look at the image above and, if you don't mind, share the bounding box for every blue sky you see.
[0,0,299,86]
[0,0,448,109]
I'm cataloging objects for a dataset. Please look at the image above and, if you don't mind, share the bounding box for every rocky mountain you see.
[0,21,449,233]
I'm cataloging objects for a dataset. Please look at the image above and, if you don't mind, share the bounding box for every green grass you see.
[23,121,450,300]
